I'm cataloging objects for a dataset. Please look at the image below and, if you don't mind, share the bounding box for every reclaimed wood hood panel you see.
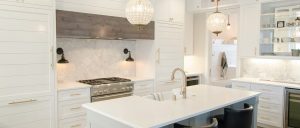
[56,10,155,40]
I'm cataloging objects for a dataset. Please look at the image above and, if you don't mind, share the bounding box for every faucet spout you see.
[171,68,187,99]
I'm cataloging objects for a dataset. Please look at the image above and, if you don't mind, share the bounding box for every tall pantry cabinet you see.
[154,0,186,92]
[0,1,56,128]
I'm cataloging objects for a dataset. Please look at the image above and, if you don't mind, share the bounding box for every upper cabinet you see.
[184,11,194,55]
[187,0,239,12]
[239,2,261,58]
[155,0,185,25]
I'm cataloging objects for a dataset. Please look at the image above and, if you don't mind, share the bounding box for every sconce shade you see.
[57,48,69,64]
[123,48,134,62]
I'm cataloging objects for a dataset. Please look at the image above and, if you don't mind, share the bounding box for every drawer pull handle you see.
[8,99,37,105]
[70,94,81,96]
[70,124,81,128]
[70,107,81,110]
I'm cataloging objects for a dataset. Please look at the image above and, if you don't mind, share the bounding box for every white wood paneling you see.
[56,0,127,17]
[0,95,52,128]
[0,2,55,128]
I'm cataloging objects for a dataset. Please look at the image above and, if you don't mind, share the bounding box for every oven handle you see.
[187,78,199,81]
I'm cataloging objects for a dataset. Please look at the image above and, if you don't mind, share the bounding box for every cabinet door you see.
[0,95,53,128]
[184,11,194,55]
[170,0,185,25]
[154,0,170,23]
[133,80,154,96]
[155,23,184,92]
[0,5,54,97]
[239,3,260,58]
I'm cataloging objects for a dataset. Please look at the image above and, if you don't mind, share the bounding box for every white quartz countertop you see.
[82,85,260,128]
[232,78,300,89]
[57,81,91,91]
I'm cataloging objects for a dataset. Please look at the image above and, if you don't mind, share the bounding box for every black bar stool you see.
[174,103,253,128]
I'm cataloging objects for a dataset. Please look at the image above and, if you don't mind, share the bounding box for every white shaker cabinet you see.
[184,11,194,55]
[154,23,185,92]
[232,81,284,128]
[155,0,185,25]
[133,80,154,96]
[154,0,185,92]
[239,2,260,58]
[0,1,55,128]
[58,88,91,128]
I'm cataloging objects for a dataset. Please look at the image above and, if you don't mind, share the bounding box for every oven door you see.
[91,92,133,102]
[285,88,300,128]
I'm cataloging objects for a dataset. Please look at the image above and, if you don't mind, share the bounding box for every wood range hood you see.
[56,10,155,40]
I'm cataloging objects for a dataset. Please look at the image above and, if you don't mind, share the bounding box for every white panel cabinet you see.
[0,1,55,127]
[231,81,284,128]
[58,88,91,128]
[184,11,194,55]
[154,0,185,92]
[154,23,185,92]
[239,2,260,58]
[133,80,154,96]
[155,0,185,25]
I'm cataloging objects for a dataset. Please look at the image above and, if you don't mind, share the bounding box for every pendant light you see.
[207,0,227,36]
[227,14,231,30]
[125,0,154,26]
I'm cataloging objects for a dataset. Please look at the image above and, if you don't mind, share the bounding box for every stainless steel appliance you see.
[78,77,134,102]
[285,88,300,128]
[187,75,200,86]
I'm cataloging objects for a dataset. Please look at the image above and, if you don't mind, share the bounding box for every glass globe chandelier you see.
[207,0,227,36]
[125,0,154,26]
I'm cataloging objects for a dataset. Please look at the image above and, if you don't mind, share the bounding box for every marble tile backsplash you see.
[241,58,300,81]
[57,38,136,81]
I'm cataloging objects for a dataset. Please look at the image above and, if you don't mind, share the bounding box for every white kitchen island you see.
[82,85,260,128]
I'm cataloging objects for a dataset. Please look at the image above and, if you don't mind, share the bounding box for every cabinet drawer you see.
[59,116,87,128]
[232,82,251,90]
[259,93,283,105]
[258,109,282,127]
[258,102,283,114]
[59,98,89,119]
[59,88,90,101]
[0,95,52,128]
[252,84,284,95]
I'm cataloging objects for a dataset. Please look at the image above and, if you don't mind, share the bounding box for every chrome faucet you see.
[171,68,187,99]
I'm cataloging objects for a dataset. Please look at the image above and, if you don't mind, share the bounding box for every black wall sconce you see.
[56,48,69,64]
[123,48,134,62]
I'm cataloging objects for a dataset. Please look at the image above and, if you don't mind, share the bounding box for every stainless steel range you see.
[78,77,134,102]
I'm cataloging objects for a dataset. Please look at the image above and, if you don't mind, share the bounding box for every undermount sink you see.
[143,89,196,101]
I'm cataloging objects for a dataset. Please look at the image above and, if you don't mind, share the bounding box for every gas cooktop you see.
[78,77,131,85]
